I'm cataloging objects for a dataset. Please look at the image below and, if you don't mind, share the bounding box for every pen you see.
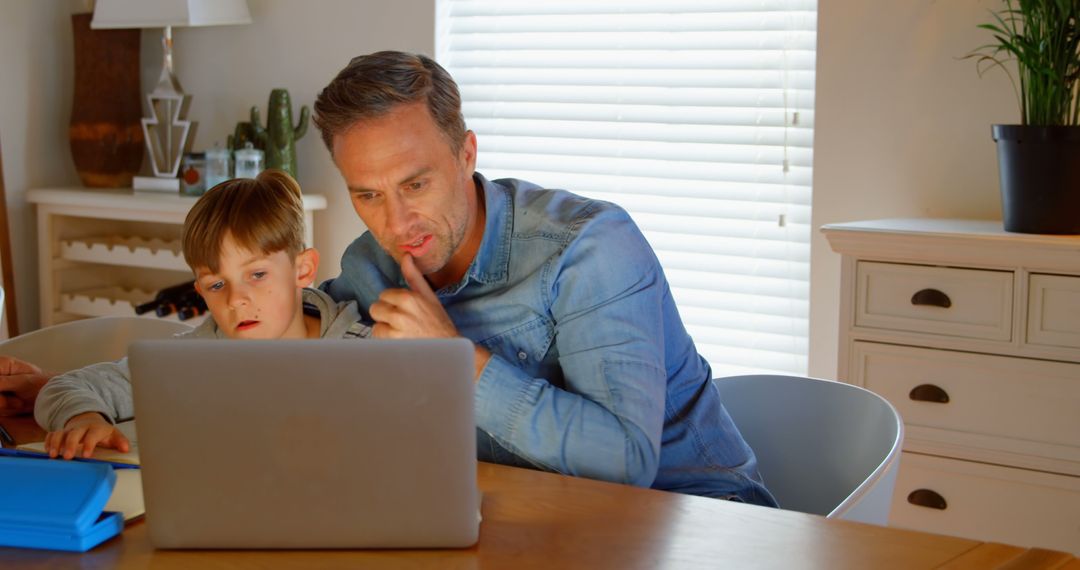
[0,424,15,448]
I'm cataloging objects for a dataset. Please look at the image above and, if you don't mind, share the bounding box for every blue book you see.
[0,456,123,552]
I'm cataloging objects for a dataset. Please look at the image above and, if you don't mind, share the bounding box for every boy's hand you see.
[45,412,130,460]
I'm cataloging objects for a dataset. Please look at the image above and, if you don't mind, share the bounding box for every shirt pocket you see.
[477,316,555,372]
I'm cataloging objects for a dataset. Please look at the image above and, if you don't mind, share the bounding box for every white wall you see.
[0,0,435,332]
[808,0,1018,378]
[0,0,84,334]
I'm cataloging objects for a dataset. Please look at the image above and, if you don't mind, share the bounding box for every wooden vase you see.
[69,13,144,188]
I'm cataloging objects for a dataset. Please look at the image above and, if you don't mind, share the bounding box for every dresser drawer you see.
[1029,273,1080,350]
[855,262,1013,341]
[891,452,1080,555]
[853,342,1080,462]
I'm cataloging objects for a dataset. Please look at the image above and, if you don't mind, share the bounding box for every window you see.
[436,0,816,375]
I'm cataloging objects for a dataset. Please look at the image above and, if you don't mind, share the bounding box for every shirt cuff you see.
[45,404,116,432]
[474,353,542,439]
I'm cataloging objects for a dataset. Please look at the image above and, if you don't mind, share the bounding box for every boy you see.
[35,169,370,459]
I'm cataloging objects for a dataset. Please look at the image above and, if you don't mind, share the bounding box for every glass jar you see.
[234,143,264,179]
[179,152,206,196]
[204,145,232,190]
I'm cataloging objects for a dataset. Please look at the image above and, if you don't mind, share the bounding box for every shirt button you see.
[517,350,528,361]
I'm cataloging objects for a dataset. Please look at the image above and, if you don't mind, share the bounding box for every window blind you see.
[436,0,816,376]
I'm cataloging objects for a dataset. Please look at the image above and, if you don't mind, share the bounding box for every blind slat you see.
[447,13,817,34]
[481,170,813,205]
[650,234,812,263]
[468,119,815,148]
[666,269,810,299]
[673,288,810,314]
[461,85,815,109]
[446,50,817,70]
[477,136,814,168]
[452,68,816,89]
[477,155,814,186]
[463,102,815,128]
[450,0,817,17]
[451,31,817,51]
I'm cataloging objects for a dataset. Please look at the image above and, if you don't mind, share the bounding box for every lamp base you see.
[133,176,180,193]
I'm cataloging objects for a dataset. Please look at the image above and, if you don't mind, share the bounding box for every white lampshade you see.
[90,0,251,29]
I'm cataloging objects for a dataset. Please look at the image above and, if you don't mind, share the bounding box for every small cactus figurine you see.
[226,121,262,154]
[250,89,309,178]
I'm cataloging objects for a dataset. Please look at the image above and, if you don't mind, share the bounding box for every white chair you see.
[714,374,903,525]
[0,316,193,373]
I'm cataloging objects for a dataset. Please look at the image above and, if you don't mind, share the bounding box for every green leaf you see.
[970,0,1080,125]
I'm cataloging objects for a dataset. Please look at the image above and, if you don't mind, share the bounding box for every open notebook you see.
[19,420,140,466]
[104,470,144,522]
[18,421,144,521]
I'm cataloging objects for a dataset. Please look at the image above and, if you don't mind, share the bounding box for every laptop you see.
[128,338,479,549]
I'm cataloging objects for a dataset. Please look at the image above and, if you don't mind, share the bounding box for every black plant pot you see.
[992,125,1080,234]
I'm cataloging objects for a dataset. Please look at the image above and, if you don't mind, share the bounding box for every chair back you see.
[714,374,903,525]
[0,317,192,373]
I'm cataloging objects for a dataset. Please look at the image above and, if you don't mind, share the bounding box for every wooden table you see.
[1,417,1076,569]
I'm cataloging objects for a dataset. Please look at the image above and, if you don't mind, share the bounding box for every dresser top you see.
[823,218,1080,243]
[822,218,1080,269]
[825,218,1080,245]
[27,187,328,212]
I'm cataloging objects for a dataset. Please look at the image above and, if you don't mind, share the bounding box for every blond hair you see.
[182,169,305,273]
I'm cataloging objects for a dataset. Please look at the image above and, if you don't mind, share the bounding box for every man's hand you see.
[45,412,130,460]
[0,357,49,416]
[370,254,492,379]
[369,254,460,339]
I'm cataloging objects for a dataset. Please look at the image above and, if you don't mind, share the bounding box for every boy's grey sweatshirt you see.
[34,288,370,431]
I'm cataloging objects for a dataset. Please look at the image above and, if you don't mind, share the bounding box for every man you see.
[313,51,776,505]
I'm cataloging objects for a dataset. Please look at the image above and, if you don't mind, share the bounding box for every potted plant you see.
[969,0,1080,234]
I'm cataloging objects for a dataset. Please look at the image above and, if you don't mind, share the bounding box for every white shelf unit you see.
[60,235,187,271]
[28,187,327,327]
[60,286,171,320]
[823,218,1080,555]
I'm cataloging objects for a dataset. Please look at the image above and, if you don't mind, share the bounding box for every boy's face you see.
[331,101,483,290]
[193,233,317,340]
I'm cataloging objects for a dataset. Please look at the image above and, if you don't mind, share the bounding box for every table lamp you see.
[91,0,251,192]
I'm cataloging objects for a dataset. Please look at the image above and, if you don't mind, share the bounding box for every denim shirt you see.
[323,173,777,506]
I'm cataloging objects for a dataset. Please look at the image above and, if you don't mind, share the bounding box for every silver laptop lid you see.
[129,338,478,549]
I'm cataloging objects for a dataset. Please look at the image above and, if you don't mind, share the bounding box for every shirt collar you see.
[439,172,511,294]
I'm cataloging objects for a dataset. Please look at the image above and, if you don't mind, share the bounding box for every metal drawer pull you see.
[907,489,947,510]
[911,288,952,308]
[909,384,950,404]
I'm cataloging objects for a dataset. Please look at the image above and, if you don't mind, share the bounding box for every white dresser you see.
[822,219,1080,554]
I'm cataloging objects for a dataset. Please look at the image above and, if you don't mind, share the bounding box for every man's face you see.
[332,102,481,289]
[193,233,314,340]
